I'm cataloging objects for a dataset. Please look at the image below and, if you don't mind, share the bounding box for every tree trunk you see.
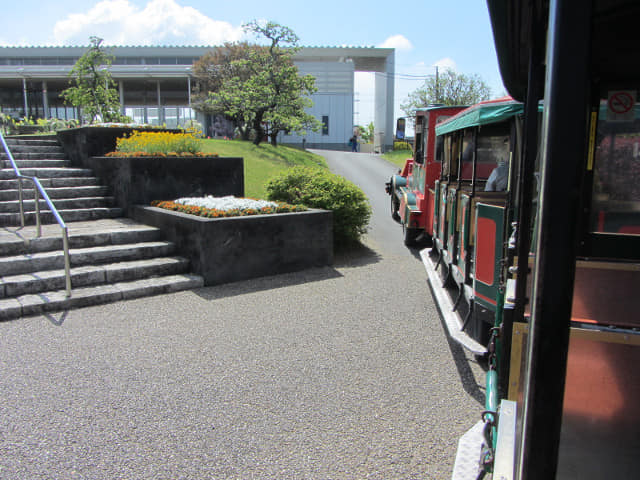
[240,126,251,141]
[270,132,278,146]
[252,115,264,146]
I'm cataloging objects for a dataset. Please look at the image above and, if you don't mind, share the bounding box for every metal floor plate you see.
[451,420,485,480]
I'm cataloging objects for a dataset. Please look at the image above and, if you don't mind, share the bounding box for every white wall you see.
[280,61,355,147]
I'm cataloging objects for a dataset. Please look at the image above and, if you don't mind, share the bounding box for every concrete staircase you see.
[0,135,124,225]
[0,136,204,321]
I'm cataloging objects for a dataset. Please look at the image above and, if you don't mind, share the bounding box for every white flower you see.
[174,195,278,211]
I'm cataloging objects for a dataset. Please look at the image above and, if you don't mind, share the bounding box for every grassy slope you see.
[382,150,413,169]
[200,139,327,199]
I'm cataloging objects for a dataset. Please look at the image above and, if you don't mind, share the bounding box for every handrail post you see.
[18,178,25,227]
[34,182,41,237]
[62,227,72,297]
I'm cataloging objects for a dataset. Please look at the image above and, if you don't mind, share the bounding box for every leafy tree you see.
[401,69,491,121]
[61,37,124,124]
[192,42,260,140]
[264,69,320,146]
[355,122,375,143]
[193,21,319,146]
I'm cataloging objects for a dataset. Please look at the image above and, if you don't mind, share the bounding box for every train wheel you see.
[391,194,400,221]
[404,226,420,246]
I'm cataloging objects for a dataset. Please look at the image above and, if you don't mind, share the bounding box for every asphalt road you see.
[312,149,408,256]
[0,150,485,479]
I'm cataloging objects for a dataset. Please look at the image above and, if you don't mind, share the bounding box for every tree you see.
[61,37,124,124]
[401,69,491,121]
[355,122,375,143]
[192,42,260,140]
[193,21,320,146]
[264,67,320,146]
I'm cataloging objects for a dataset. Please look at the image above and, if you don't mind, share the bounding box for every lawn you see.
[199,139,328,199]
[382,149,413,169]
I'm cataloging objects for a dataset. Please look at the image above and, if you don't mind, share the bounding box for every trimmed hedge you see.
[266,167,371,246]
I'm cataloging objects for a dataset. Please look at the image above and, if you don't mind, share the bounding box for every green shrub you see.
[393,140,412,151]
[266,167,371,246]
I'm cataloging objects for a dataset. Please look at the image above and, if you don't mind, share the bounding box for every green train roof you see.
[435,97,524,135]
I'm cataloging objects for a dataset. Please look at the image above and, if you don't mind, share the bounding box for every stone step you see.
[0,196,114,213]
[0,273,204,321]
[1,152,66,161]
[0,222,162,256]
[0,176,101,189]
[5,136,58,146]
[0,185,110,201]
[0,207,124,226]
[0,240,176,276]
[2,158,70,168]
[0,167,94,180]
[2,144,64,153]
[0,256,191,298]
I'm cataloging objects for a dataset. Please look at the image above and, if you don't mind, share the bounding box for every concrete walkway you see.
[0,239,485,479]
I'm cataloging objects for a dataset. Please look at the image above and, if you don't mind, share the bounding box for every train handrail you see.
[1,132,71,297]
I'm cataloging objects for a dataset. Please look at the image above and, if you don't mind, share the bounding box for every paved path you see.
[0,151,485,479]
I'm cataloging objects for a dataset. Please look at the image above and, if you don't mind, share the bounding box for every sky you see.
[0,0,506,131]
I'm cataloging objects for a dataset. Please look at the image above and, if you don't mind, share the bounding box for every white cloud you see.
[433,57,457,72]
[52,0,245,46]
[378,34,413,51]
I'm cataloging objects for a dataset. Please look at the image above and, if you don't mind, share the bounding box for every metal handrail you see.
[1,132,72,297]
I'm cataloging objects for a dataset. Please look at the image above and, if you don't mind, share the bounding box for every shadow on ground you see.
[194,240,381,302]
[333,241,383,268]
[425,250,487,407]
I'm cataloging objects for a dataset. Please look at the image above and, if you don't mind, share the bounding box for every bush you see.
[393,140,412,151]
[266,167,371,246]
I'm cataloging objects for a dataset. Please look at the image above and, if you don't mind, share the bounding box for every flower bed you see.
[109,130,203,156]
[151,196,306,218]
[105,151,213,157]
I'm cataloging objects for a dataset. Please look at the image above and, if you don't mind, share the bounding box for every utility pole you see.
[435,66,440,103]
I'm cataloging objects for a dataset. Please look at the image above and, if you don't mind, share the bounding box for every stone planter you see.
[55,127,243,215]
[57,126,182,164]
[83,155,244,216]
[131,205,333,286]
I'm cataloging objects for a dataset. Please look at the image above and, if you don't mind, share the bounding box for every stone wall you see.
[56,127,244,215]
[84,155,243,215]
[131,206,333,286]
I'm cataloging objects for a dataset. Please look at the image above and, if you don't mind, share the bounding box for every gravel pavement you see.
[0,151,486,479]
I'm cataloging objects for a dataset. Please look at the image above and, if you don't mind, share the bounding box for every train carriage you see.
[384,0,640,478]
[445,1,640,478]
[427,97,540,353]
[386,105,466,246]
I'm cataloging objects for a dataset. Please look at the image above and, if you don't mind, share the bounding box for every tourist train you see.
[387,1,640,477]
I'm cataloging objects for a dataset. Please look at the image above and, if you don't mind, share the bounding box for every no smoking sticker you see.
[607,90,636,121]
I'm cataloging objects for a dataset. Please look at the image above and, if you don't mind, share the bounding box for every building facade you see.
[0,45,395,151]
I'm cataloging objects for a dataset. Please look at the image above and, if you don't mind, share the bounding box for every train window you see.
[435,135,444,164]
[450,134,460,178]
[461,129,474,180]
[442,135,452,177]
[589,93,640,236]
[421,115,429,164]
[477,123,510,180]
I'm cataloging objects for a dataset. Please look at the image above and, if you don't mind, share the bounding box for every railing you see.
[0,132,72,297]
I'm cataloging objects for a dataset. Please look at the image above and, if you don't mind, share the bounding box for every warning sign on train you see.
[607,90,636,122]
